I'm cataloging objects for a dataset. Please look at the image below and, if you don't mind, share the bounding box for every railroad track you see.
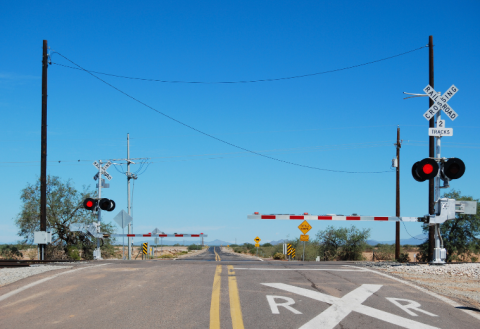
[0,259,85,268]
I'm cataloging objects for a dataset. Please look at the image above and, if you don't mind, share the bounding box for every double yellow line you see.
[214,247,221,261]
[209,265,244,329]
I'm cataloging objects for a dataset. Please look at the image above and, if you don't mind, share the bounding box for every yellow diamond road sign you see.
[254,236,261,243]
[298,220,312,234]
[255,243,260,247]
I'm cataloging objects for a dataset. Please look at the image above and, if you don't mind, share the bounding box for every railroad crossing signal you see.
[142,243,148,255]
[412,158,465,183]
[298,220,312,234]
[254,236,261,243]
[99,198,116,211]
[423,84,458,121]
[300,235,309,242]
[411,158,439,182]
[443,158,465,180]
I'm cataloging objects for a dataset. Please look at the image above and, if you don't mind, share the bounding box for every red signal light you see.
[304,212,309,215]
[422,163,433,174]
[254,212,259,215]
[83,198,97,211]
[412,158,439,182]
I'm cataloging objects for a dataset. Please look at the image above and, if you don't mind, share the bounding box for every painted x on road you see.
[262,283,439,329]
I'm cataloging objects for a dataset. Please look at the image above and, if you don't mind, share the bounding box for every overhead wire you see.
[51,45,426,84]
[53,51,399,174]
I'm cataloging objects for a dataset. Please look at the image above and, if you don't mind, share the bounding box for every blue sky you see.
[1,1,479,245]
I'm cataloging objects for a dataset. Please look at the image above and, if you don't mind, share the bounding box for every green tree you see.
[15,175,115,259]
[418,190,480,262]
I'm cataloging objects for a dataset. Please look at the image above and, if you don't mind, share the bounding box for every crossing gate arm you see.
[101,233,208,238]
[247,214,420,222]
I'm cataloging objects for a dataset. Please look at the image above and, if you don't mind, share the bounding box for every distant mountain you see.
[367,234,427,246]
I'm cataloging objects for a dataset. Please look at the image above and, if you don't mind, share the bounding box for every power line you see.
[51,45,426,84]
[52,51,394,174]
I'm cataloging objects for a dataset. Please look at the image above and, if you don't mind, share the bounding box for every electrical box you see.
[455,201,477,215]
[34,231,52,244]
[392,158,398,168]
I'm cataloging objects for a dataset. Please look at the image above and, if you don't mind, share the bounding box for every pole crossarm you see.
[247,214,419,222]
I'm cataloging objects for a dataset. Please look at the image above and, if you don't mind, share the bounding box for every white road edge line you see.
[0,263,111,304]
[344,265,480,322]
[234,268,367,271]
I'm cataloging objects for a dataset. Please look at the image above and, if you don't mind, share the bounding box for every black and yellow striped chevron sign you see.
[287,243,293,256]
[142,243,148,255]
[291,248,296,258]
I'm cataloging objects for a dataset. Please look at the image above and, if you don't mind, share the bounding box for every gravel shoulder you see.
[0,265,73,287]
[358,262,480,310]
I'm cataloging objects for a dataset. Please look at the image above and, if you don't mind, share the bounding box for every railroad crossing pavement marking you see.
[0,263,110,303]
[262,283,439,329]
[266,295,302,314]
[386,298,437,317]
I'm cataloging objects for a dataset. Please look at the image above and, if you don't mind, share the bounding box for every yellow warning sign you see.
[300,234,309,242]
[255,243,260,247]
[298,220,312,234]
[254,236,261,243]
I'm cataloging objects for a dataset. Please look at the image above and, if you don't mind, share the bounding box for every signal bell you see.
[412,158,439,182]
[99,198,116,212]
[83,198,97,211]
[443,158,465,180]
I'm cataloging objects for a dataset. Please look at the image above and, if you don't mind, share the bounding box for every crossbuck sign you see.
[93,161,113,181]
[423,85,458,121]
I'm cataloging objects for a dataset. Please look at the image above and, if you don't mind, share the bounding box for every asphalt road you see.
[0,247,478,329]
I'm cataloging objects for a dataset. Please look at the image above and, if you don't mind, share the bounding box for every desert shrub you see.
[26,248,37,260]
[317,226,370,261]
[397,252,410,263]
[0,244,23,260]
[471,256,478,263]
[159,254,174,258]
[188,244,202,251]
[273,252,285,260]
[67,246,81,260]
[374,244,395,261]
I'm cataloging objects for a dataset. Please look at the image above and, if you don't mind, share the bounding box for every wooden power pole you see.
[39,40,48,260]
[395,126,401,260]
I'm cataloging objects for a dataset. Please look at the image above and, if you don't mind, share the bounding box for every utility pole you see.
[39,40,48,260]
[127,133,133,260]
[395,126,401,260]
[94,160,103,260]
[428,35,435,262]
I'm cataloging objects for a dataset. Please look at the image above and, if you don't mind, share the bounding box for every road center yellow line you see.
[228,265,245,329]
[209,265,222,329]
[214,247,221,261]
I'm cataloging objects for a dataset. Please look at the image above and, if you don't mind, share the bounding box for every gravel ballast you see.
[357,262,480,309]
[0,265,72,287]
